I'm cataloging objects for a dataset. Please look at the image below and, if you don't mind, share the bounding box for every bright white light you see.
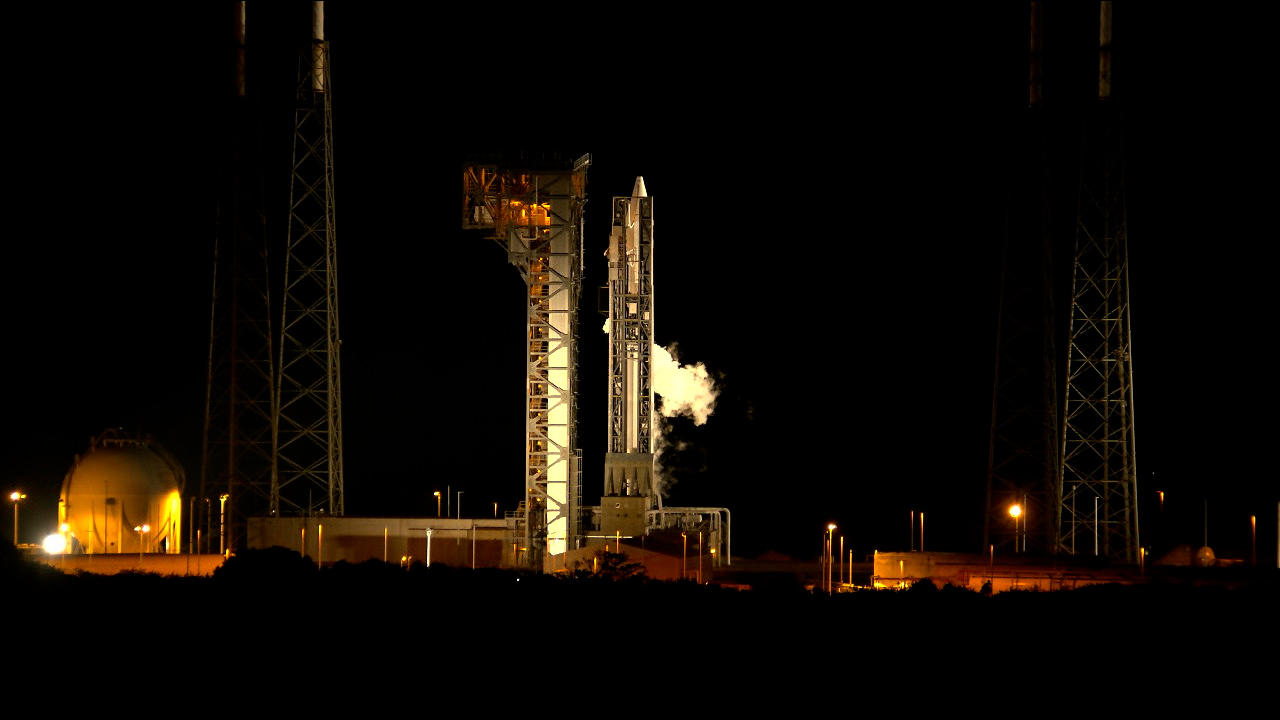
[43,534,67,554]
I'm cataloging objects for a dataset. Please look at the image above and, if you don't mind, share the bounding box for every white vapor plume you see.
[652,343,717,425]
[651,343,717,500]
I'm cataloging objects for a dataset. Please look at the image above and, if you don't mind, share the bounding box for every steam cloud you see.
[652,343,717,501]
[602,320,720,501]
[651,343,717,425]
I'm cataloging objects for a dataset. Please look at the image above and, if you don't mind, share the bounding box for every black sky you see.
[3,3,1271,562]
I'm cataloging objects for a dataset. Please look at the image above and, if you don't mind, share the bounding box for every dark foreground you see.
[5,543,1275,703]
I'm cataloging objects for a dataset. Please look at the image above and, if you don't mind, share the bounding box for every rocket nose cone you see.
[633,176,647,198]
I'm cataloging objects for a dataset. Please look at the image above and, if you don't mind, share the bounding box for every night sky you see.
[4,4,1271,563]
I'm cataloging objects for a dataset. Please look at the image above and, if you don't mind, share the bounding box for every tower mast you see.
[200,1,275,553]
[1058,1,1139,562]
[985,1,1059,555]
[274,1,344,518]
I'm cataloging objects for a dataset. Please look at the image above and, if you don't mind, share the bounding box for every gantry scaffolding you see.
[462,153,591,570]
[274,3,344,518]
[1058,2,1138,562]
[200,2,275,553]
[985,1,1060,555]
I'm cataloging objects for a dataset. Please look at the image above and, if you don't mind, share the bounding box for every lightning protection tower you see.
[200,2,275,554]
[985,2,1059,556]
[1058,1,1138,562]
[274,1,344,518]
[462,153,591,571]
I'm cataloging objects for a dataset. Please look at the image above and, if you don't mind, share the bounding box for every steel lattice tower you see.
[1058,2,1138,562]
[985,2,1059,555]
[200,3,276,554]
[462,153,590,570]
[273,3,344,518]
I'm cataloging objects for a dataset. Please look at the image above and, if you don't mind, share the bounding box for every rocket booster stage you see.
[604,177,655,502]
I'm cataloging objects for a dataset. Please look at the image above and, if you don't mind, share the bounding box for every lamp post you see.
[434,491,441,518]
[826,523,836,593]
[1251,515,1256,567]
[698,530,703,584]
[134,524,150,561]
[1157,490,1165,552]
[1009,504,1023,554]
[9,491,26,545]
[219,493,229,555]
[681,532,687,579]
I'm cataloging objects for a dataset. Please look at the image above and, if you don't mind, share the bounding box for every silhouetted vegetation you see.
[571,549,647,582]
[5,542,1274,675]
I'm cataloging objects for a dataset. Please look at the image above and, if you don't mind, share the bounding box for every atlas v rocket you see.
[603,177,657,508]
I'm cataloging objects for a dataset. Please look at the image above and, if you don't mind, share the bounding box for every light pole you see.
[134,524,150,561]
[1009,504,1023,554]
[219,493,229,555]
[10,491,26,545]
[1250,515,1256,567]
[1157,489,1165,552]
[826,523,836,593]
[682,532,687,579]
[434,491,441,518]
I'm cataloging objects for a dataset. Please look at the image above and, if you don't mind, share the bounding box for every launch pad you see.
[463,154,728,572]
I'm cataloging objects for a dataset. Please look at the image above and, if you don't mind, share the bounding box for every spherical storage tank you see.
[58,429,184,554]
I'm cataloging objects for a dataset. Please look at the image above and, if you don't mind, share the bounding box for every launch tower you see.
[462,153,591,570]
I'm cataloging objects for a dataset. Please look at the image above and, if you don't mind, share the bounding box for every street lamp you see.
[1003,502,1024,550]
[10,491,26,545]
[134,524,150,561]
[826,523,837,593]
[682,532,687,579]
[219,493,229,555]
[698,530,703,584]
[434,491,441,518]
